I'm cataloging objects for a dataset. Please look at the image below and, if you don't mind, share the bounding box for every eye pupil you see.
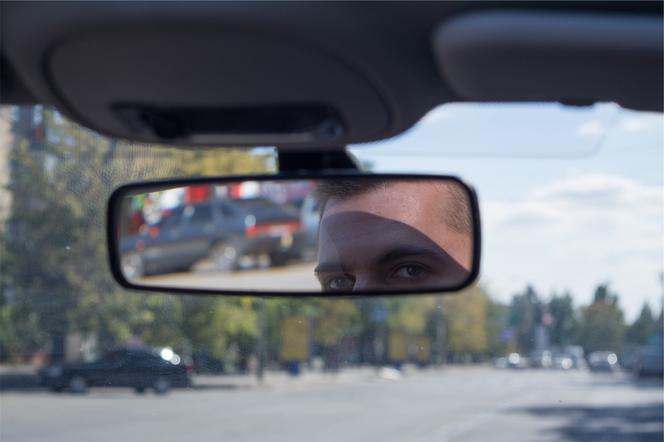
[329,276,353,290]
[394,265,425,279]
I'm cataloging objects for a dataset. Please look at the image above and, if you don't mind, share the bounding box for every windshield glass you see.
[1,104,662,442]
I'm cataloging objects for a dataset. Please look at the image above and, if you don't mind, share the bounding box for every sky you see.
[349,103,663,322]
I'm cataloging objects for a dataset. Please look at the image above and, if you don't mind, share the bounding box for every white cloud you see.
[480,173,663,320]
[618,113,663,133]
[576,120,605,138]
[530,174,661,211]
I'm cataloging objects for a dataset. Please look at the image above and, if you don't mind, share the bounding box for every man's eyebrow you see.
[375,246,448,266]
[314,262,345,274]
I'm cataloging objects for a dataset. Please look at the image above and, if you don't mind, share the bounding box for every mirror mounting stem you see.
[277,147,360,173]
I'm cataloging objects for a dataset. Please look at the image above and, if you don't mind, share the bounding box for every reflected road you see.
[2,367,662,442]
[137,262,320,292]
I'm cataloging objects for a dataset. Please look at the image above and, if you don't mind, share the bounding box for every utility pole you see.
[256,297,267,382]
[434,295,446,366]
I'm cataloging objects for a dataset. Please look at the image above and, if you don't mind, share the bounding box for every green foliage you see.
[2,106,272,362]
[508,285,541,353]
[485,298,508,357]
[443,286,490,357]
[577,284,625,354]
[387,296,436,335]
[263,297,317,360]
[182,297,258,367]
[626,303,656,345]
[177,149,273,176]
[548,292,578,347]
[0,302,47,360]
[314,299,360,347]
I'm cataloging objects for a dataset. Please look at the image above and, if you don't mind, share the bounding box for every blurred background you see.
[0,105,662,442]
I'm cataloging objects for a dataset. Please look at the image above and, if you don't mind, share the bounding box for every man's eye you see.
[392,264,427,279]
[324,275,355,291]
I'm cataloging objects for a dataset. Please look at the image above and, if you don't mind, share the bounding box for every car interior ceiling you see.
[0,1,662,150]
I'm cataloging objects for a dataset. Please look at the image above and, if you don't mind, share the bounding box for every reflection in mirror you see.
[114,177,476,294]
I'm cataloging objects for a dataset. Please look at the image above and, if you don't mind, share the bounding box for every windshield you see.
[1,104,662,442]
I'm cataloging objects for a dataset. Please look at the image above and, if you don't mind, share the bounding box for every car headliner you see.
[1,1,662,149]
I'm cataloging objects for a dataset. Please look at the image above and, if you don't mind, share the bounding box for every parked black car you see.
[588,351,620,373]
[120,197,304,278]
[39,347,190,394]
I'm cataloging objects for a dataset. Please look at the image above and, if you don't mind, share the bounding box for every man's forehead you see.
[322,181,446,225]
[317,211,447,271]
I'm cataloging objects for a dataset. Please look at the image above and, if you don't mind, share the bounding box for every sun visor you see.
[48,31,391,147]
[432,11,663,112]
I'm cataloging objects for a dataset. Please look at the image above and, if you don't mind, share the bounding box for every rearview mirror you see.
[108,174,481,295]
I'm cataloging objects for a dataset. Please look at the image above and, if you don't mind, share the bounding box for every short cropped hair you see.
[315,179,472,234]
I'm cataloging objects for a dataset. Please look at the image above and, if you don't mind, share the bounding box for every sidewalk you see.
[192,366,381,391]
[191,364,437,390]
[0,364,385,392]
[0,363,433,392]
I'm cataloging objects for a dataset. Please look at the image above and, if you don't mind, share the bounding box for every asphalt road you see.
[138,261,320,292]
[1,367,662,442]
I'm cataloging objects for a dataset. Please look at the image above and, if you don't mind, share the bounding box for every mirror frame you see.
[107,172,482,296]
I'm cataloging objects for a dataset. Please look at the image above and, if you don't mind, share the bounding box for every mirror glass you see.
[113,177,478,294]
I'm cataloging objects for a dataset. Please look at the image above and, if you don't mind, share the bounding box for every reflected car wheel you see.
[210,243,238,272]
[152,377,171,395]
[270,253,289,267]
[121,253,144,279]
[68,376,88,394]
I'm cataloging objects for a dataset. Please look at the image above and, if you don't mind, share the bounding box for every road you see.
[138,261,320,292]
[1,367,662,442]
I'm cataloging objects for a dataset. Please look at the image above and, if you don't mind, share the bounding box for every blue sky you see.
[349,103,663,321]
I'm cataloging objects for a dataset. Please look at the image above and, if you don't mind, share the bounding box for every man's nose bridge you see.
[352,276,372,292]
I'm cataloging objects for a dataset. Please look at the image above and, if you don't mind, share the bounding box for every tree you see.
[313,299,360,368]
[181,297,258,369]
[507,285,541,354]
[354,298,388,365]
[387,296,436,335]
[577,284,626,354]
[3,107,82,359]
[263,297,316,362]
[485,298,508,357]
[3,105,272,363]
[314,299,359,347]
[548,292,578,347]
[442,285,490,361]
[626,303,656,345]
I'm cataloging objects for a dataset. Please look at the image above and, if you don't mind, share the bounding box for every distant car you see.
[530,350,553,369]
[563,345,587,370]
[587,351,619,373]
[493,353,528,369]
[636,348,663,378]
[121,197,303,277]
[636,334,663,378]
[552,354,574,370]
[38,347,190,394]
